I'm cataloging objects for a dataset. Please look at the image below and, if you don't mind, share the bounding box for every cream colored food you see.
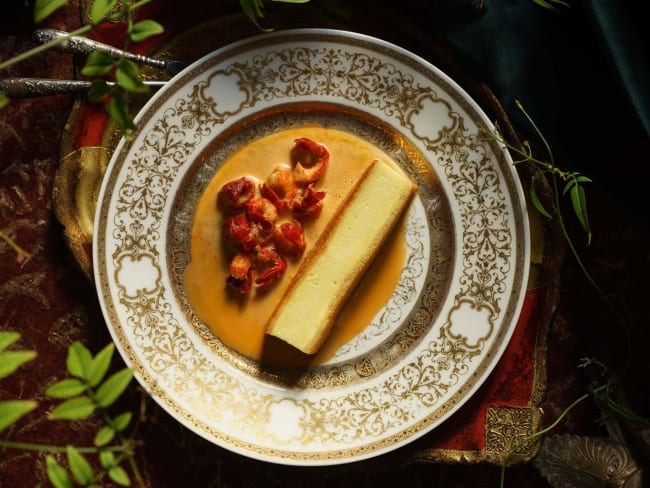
[184,127,413,364]
[266,158,417,354]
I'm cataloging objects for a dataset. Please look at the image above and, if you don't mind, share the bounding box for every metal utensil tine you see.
[162,60,189,76]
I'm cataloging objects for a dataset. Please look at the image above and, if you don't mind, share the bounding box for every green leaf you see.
[49,396,95,420]
[570,183,592,245]
[81,51,115,77]
[94,425,115,447]
[108,465,131,486]
[66,445,93,485]
[604,398,650,427]
[106,91,135,134]
[0,400,38,433]
[530,0,569,10]
[0,92,8,109]
[241,0,264,18]
[88,80,113,103]
[112,411,132,432]
[99,449,116,469]
[0,351,37,379]
[239,0,270,31]
[95,368,133,408]
[46,455,73,488]
[33,0,70,23]
[90,0,117,24]
[87,343,114,387]
[66,342,92,379]
[130,19,164,43]
[45,378,87,399]
[531,0,556,9]
[529,175,553,220]
[562,178,576,196]
[533,0,569,10]
[0,331,21,351]
[115,59,149,93]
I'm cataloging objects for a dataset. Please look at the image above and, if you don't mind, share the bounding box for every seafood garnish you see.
[224,213,257,253]
[273,221,306,256]
[291,137,329,184]
[261,166,297,209]
[292,183,326,220]
[227,253,254,294]
[217,176,256,211]
[245,197,278,231]
[218,137,329,293]
[254,248,287,289]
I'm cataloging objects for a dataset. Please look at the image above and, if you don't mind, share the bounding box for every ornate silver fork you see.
[0,78,166,98]
[33,28,188,76]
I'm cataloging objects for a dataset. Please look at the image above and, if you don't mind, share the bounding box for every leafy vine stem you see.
[490,101,649,486]
[1,334,140,486]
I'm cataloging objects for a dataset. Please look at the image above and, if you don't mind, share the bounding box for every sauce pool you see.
[183,127,407,366]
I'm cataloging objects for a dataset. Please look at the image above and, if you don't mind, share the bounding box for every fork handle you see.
[34,28,168,71]
[0,78,165,98]
[0,78,92,97]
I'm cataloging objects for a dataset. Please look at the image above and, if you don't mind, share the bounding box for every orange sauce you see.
[184,127,407,365]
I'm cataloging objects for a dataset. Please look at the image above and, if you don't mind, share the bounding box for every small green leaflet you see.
[531,0,569,10]
[33,0,70,23]
[130,20,164,43]
[0,331,21,351]
[88,80,112,103]
[46,455,73,488]
[0,333,37,433]
[95,368,134,408]
[239,0,310,31]
[109,465,131,486]
[94,425,116,446]
[49,396,95,420]
[115,60,149,93]
[45,378,87,399]
[90,0,118,25]
[0,351,36,379]
[106,91,135,134]
[66,445,93,485]
[112,411,132,432]
[563,175,592,245]
[529,174,553,220]
[87,343,114,388]
[0,400,38,433]
[66,341,93,380]
[81,51,115,78]
[0,331,37,380]
[99,449,116,468]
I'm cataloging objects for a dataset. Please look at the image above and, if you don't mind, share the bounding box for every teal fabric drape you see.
[429,0,649,215]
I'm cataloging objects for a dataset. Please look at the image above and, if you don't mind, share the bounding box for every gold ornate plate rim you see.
[93,28,530,465]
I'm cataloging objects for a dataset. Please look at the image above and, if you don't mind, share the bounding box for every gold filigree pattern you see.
[95,30,528,463]
[485,406,536,459]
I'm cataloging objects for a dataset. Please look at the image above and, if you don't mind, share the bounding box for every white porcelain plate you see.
[93,29,530,465]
